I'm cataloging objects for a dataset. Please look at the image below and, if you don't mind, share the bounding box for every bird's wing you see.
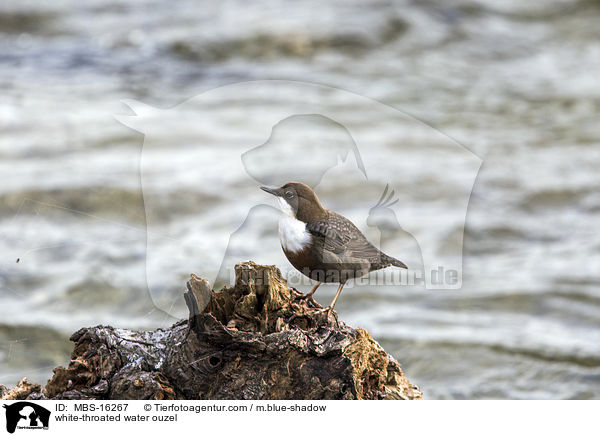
[306,212,384,265]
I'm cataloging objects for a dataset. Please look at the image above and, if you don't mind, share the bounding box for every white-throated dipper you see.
[261,182,408,314]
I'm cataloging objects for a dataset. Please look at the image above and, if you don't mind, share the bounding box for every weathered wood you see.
[1,262,422,400]
[0,378,41,400]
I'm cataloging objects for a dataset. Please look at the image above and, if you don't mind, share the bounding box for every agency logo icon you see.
[2,402,50,433]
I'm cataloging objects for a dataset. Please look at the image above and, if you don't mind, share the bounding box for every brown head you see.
[260,182,327,223]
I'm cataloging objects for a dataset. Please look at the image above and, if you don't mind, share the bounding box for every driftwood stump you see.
[1,262,422,400]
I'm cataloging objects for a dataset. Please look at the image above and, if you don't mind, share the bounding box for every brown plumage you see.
[261,182,407,313]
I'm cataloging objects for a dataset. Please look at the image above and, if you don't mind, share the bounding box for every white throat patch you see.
[277,197,310,253]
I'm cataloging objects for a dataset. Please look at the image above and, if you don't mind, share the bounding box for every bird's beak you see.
[260,186,281,196]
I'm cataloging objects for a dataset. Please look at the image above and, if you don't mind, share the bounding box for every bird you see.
[261,182,407,314]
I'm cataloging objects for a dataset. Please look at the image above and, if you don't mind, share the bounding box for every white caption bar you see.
[0,400,595,436]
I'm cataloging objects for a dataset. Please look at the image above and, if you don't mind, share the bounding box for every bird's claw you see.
[314,306,340,327]
[295,293,320,308]
[314,306,333,316]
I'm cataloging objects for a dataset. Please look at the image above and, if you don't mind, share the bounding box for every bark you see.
[1,262,422,400]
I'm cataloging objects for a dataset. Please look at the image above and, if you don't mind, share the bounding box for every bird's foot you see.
[295,293,320,308]
[314,306,331,314]
[314,306,336,318]
[314,306,340,327]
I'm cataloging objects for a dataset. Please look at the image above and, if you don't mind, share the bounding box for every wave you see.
[167,16,408,62]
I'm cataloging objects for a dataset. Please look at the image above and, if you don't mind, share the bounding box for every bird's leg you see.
[296,282,321,307]
[307,282,321,298]
[327,282,345,313]
[316,282,345,315]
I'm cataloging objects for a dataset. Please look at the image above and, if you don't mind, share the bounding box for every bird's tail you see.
[382,253,408,269]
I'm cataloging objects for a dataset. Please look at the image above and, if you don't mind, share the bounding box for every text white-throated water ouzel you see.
[261,182,408,314]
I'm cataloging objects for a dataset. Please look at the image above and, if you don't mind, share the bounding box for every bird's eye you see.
[285,191,294,198]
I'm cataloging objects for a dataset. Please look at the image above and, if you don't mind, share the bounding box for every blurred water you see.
[1,0,599,399]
